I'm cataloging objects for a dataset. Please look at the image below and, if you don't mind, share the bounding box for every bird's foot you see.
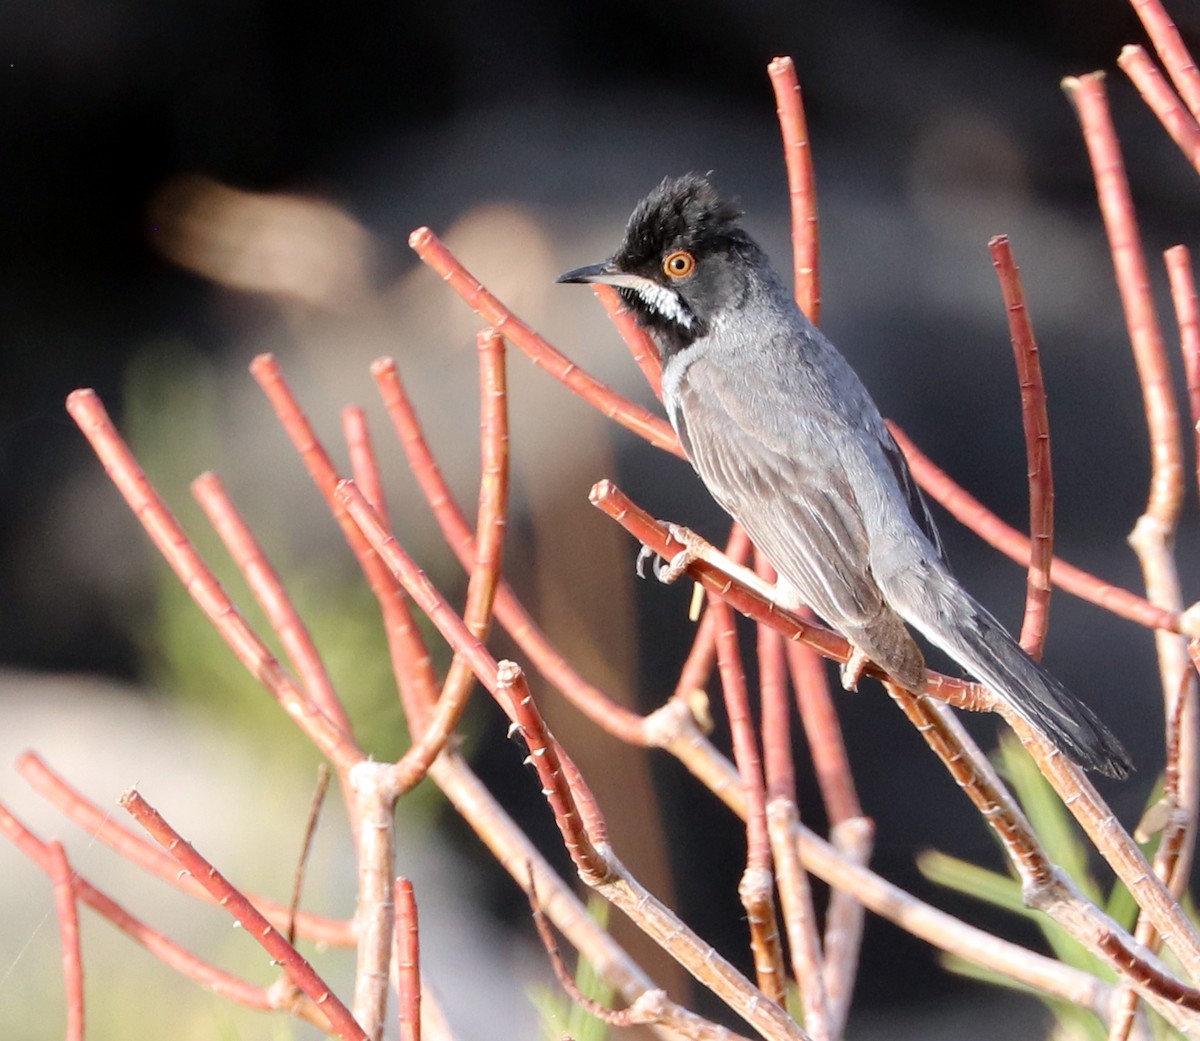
[637,524,704,585]
[840,647,869,692]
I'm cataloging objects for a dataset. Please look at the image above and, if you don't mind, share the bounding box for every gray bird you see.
[558,173,1131,779]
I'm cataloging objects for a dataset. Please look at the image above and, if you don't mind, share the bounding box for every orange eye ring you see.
[662,250,695,279]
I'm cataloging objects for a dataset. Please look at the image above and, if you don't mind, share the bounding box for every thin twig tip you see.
[588,480,612,504]
[248,353,275,376]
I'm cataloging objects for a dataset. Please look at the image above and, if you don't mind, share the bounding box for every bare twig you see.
[119,788,367,1040]
[344,406,390,522]
[1063,73,1184,531]
[1117,45,1200,175]
[768,56,820,322]
[767,799,830,1041]
[192,471,355,738]
[710,596,787,1001]
[395,878,421,1041]
[0,801,332,1027]
[388,329,511,794]
[48,840,84,1041]
[408,227,682,457]
[527,870,654,1029]
[66,389,359,771]
[287,764,332,946]
[501,661,610,882]
[371,356,650,744]
[16,751,355,945]
[594,283,663,396]
[888,422,1183,634]
[756,557,795,805]
[1130,0,1200,121]
[988,235,1054,658]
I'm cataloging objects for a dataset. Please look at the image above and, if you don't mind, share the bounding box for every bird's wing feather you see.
[879,429,946,562]
[674,357,886,627]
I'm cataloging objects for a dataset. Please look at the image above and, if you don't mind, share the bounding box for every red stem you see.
[1167,246,1200,439]
[499,661,609,882]
[1130,0,1200,121]
[388,330,511,795]
[785,635,862,826]
[120,789,366,1040]
[768,56,821,323]
[17,751,355,944]
[192,471,356,738]
[889,422,1179,633]
[755,554,796,804]
[371,356,650,744]
[408,227,682,457]
[0,801,285,1016]
[394,878,421,1041]
[49,840,84,1041]
[594,284,663,397]
[344,406,390,525]
[711,598,771,873]
[1064,72,1184,529]
[65,388,358,772]
[1118,45,1200,175]
[987,235,1054,659]
[250,354,440,730]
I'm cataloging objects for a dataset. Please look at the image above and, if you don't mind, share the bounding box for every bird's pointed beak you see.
[556,262,652,291]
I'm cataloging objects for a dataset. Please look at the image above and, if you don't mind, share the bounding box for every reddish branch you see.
[1117,45,1200,175]
[710,597,786,1001]
[119,788,367,1040]
[192,471,354,737]
[251,354,440,729]
[0,801,327,1023]
[394,878,421,1041]
[594,283,664,396]
[389,329,511,793]
[988,235,1055,658]
[344,406,389,523]
[66,389,360,771]
[48,840,84,1041]
[408,226,682,457]
[755,563,795,803]
[888,423,1180,632]
[1168,246,1200,466]
[1064,72,1184,530]
[768,56,821,323]
[500,661,609,882]
[16,751,354,945]
[370,356,650,745]
[1130,0,1200,121]
[335,470,620,857]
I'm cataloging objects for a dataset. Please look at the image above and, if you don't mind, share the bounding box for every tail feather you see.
[884,565,1132,779]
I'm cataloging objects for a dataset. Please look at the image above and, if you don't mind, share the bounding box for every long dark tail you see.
[885,564,1132,779]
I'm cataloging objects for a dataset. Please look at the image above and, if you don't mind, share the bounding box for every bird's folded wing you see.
[674,362,886,628]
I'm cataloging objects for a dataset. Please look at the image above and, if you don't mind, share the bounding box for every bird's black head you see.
[557,174,761,354]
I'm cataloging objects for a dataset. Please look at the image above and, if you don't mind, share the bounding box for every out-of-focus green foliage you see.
[920,732,1184,1041]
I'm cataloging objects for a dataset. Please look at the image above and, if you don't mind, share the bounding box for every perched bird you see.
[558,173,1131,778]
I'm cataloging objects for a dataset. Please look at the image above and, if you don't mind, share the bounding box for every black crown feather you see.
[614,174,744,270]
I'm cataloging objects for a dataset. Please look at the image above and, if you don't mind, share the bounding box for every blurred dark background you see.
[3,0,1200,1036]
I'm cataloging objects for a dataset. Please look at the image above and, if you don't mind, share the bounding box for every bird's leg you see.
[645,524,781,603]
[840,646,870,692]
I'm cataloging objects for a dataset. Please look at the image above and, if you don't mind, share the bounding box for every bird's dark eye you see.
[662,250,695,279]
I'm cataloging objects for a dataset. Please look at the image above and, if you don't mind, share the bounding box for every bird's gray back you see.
[663,289,945,575]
